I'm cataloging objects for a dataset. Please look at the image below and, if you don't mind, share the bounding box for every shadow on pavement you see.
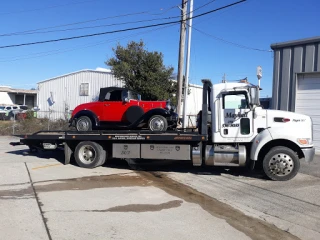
[6,148,268,180]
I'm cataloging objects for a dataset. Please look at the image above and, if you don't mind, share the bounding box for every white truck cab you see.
[197,79,315,181]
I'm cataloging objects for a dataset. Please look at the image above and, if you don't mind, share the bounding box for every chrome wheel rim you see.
[268,153,294,176]
[76,118,90,131]
[78,145,96,164]
[149,117,165,131]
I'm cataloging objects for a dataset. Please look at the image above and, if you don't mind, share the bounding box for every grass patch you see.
[0,118,71,136]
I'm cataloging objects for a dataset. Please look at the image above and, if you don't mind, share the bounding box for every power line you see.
[192,26,272,52]
[192,0,217,12]
[0,4,180,37]
[0,0,102,16]
[0,24,178,62]
[0,0,246,49]
[0,12,154,37]
[1,15,182,37]
[0,0,216,37]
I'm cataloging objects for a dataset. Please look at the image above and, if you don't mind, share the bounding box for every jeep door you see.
[101,90,127,122]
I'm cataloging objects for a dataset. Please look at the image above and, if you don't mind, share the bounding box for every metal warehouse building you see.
[37,69,124,119]
[36,68,203,126]
[271,36,320,152]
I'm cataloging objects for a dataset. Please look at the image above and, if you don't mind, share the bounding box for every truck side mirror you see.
[124,97,129,103]
[250,87,260,106]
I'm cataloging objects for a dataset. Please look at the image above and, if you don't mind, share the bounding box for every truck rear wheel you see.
[74,141,106,168]
[263,146,300,181]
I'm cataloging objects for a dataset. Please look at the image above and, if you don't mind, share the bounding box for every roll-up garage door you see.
[296,73,320,152]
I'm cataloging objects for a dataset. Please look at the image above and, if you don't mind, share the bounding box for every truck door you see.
[220,91,253,139]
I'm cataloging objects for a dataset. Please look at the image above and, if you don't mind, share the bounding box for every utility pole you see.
[182,0,193,128]
[176,0,188,120]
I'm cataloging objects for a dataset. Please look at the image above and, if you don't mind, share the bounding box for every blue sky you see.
[0,0,319,97]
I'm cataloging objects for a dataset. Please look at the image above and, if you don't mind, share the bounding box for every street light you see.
[256,66,262,88]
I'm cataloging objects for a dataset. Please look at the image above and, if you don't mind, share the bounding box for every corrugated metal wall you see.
[182,84,203,127]
[37,70,123,119]
[271,37,320,111]
[37,69,204,122]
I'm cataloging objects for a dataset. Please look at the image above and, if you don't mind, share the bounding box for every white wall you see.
[182,84,203,127]
[37,69,204,124]
[0,92,14,105]
[37,70,123,119]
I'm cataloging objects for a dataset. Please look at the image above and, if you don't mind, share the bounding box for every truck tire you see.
[263,146,300,181]
[76,116,92,131]
[148,115,168,131]
[74,141,106,168]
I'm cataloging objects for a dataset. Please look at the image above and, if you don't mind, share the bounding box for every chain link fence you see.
[0,110,72,135]
[0,110,198,135]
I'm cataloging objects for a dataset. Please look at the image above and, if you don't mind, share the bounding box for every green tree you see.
[106,40,176,101]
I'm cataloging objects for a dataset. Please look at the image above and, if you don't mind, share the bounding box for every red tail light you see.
[282,118,290,122]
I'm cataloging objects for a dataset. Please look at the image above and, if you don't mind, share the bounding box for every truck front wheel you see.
[263,146,300,181]
[74,141,106,168]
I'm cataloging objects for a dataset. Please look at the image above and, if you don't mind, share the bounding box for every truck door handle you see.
[104,104,110,106]
[224,129,228,135]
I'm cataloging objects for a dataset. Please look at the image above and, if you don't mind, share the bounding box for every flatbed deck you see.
[15,129,206,143]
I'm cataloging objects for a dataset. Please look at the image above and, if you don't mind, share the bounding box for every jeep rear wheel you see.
[148,115,168,131]
[76,116,92,131]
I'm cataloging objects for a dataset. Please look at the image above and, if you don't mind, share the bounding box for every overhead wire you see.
[0,0,247,49]
[0,0,102,16]
[0,0,217,37]
[0,4,181,37]
[0,15,182,37]
[191,25,272,52]
[0,23,179,62]
[192,0,217,12]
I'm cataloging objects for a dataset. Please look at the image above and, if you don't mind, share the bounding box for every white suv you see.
[0,105,29,120]
[0,105,28,113]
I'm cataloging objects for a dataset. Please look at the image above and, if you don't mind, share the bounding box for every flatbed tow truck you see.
[11,79,315,181]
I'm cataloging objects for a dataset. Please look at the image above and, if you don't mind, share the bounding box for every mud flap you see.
[64,142,73,165]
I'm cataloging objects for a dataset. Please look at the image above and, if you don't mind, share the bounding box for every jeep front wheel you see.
[76,116,92,131]
[148,115,168,131]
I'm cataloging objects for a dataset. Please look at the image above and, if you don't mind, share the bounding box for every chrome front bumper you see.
[302,147,315,163]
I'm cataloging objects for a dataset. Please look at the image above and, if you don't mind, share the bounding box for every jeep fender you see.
[72,110,100,127]
[128,108,171,128]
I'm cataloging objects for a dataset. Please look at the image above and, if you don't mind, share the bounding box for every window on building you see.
[79,83,89,96]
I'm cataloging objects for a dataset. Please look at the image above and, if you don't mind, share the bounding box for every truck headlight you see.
[297,138,312,145]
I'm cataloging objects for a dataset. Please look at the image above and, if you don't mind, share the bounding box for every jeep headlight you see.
[165,100,171,110]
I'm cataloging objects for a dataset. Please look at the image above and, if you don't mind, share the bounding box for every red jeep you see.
[69,87,178,131]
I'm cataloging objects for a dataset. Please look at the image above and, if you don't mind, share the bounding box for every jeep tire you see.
[148,115,168,131]
[75,116,92,131]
